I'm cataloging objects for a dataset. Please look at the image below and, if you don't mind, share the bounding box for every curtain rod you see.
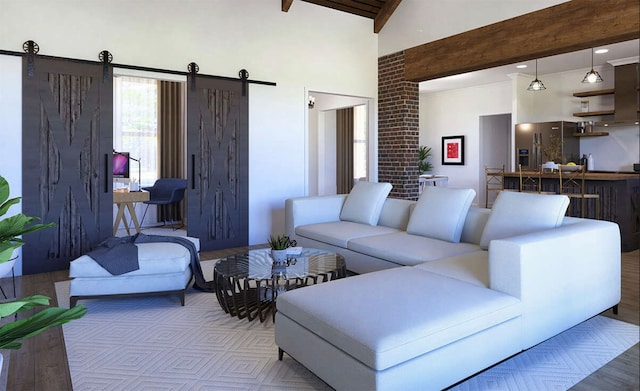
[0,49,276,87]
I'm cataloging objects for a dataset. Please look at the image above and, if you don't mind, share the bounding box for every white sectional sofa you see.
[276,183,621,390]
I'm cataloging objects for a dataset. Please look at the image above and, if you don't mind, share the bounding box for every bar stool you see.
[484,165,504,208]
[518,164,558,194]
[559,167,600,219]
[518,164,551,193]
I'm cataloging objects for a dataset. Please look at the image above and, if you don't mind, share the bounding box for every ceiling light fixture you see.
[594,48,609,54]
[582,48,604,83]
[527,59,546,91]
[516,64,527,69]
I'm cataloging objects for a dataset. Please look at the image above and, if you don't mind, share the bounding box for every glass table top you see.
[213,247,345,280]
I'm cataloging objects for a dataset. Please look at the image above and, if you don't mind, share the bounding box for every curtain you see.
[158,81,186,223]
[336,108,354,194]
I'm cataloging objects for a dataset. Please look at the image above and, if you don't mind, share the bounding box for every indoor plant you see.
[418,145,433,175]
[268,234,294,263]
[536,134,563,168]
[0,174,86,354]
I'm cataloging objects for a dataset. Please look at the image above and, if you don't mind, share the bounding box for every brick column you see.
[378,50,420,199]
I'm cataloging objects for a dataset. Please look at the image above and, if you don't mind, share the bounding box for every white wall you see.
[420,81,512,203]
[0,0,378,247]
[513,66,616,123]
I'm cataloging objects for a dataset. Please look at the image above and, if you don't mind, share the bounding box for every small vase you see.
[271,249,288,263]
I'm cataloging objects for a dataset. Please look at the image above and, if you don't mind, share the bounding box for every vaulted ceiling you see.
[281,0,403,33]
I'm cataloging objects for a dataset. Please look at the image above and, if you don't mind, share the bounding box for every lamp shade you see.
[582,48,603,83]
[527,78,546,91]
[527,59,546,91]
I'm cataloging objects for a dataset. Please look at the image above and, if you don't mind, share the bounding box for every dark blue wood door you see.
[186,76,248,251]
[22,57,113,274]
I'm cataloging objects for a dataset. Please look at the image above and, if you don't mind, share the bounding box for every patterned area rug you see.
[57,263,638,390]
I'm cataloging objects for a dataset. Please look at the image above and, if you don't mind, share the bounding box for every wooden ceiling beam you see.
[374,0,402,33]
[303,0,378,19]
[282,0,294,12]
[405,0,640,82]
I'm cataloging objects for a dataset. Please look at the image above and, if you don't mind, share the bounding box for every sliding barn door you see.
[22,57,113,274]
[186,76,248,250]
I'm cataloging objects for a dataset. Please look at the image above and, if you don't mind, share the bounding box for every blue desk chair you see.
[140,178,187,230]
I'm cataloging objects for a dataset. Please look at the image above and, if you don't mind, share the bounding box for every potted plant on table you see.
[0,175,86,365]
[418,145,433,175]
[536,134,563,171]
[268,234,295,263]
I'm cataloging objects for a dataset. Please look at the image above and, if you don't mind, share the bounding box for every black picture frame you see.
[442,136,465,165]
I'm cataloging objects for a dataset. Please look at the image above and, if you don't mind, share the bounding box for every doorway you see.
[479,113,511,208]
[307,92,374,196]
[112,69,187,232]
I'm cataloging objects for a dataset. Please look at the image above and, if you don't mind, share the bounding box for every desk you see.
[419,175,448,194]
[113,191,150,235]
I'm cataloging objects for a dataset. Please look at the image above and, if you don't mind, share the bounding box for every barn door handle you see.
[104,153,109,193]
[191,154,195,189]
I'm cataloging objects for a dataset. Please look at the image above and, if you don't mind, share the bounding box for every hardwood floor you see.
[1,249,638,390]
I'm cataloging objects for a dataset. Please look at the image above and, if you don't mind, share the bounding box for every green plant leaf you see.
[268,234,292,250]
[0,197,21,218]
[0,295,52,318]
[0,176,10,207]
[0,304,87,349]
[418,145,433,173]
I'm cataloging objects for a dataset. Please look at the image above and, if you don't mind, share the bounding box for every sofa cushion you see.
[347,232,481,266]
[414,250,488,287]
[377,198,416,230]
[339,181,392,226]
[479,191,570,250]
[296,221,400,248]
[406,187,476,243]
[276,267,521,371]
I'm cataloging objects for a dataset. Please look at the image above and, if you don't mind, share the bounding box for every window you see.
[113,76,158,187]
[353,104,367,180]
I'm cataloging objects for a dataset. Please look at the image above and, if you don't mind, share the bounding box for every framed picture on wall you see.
[442,136,465,165]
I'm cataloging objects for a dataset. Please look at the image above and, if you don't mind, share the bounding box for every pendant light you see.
[527,59,546,91]
[582,48,603,83]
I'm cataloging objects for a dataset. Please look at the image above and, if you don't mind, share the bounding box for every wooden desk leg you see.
[121,210,131,236]
[126,202,142,233]
[113,203,128,236]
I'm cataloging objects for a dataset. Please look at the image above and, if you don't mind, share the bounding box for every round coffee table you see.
[213,248,346,322]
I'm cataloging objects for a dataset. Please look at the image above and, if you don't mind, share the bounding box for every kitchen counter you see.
[502,171,639,251]
[504,171,640,180]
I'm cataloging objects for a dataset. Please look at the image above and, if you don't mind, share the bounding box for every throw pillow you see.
[479,191,570,250]
[339,181,393,226]
[406,186,476,243]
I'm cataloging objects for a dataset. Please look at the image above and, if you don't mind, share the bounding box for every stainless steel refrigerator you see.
[515,121,580,170]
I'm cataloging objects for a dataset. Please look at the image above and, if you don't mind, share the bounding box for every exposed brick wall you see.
[378,51,420,200]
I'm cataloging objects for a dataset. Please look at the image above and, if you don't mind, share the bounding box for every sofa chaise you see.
[275,182,621,390]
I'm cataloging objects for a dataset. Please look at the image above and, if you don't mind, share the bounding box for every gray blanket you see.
[87,233,215,292]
